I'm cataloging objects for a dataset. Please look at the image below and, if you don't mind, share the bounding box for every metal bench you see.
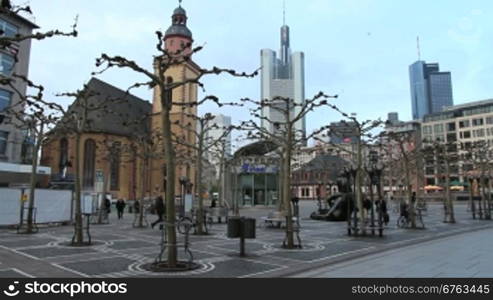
[206,207,229,224]
[262,211,298,228]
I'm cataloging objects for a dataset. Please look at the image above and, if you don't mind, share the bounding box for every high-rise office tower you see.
[260,12,305,143]
[409,61,454,120]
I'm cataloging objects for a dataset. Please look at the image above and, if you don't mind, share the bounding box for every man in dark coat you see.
[116,199,126,220]
[151,196,165,229]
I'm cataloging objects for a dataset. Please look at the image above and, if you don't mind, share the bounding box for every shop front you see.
[225,141,281,208]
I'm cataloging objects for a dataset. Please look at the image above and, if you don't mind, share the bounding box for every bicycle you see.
[397,210,425,229]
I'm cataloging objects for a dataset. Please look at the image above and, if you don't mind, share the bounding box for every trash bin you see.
[227,217,241,238]
[243,218,256,239]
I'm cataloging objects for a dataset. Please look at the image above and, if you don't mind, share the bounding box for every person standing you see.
[151,196,165,229]
[116,199,126,220]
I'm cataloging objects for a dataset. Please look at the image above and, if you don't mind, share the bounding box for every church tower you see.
[151,1,201,197]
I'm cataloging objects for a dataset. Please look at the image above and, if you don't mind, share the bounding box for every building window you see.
[0,53,15,76]
[0,18,19,38]
[0,88,12,111]
[110,142,121,191]
[447,122,456,132]
[472,118,484,127]
[58,138,68,173]
[0,131,8,156]
[433,124,444,134]
[460,131,471,139]
[486,117,493,125]
[459,120,470,128]
[423,126,432,135]
[473,129,485,138]
[82,139,96,189]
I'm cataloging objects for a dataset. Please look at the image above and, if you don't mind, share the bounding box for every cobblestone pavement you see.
[0,202,491,278]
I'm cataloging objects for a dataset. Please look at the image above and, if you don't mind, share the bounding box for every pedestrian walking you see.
[378,198,389,225]
[105,196,112,215]
[116,198,126,219]
[151,196,165,229]
[134,200,140,214]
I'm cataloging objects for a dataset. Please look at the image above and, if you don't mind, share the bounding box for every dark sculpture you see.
[310,176,355,222]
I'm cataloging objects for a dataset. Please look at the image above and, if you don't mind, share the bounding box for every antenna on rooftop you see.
[283,0,286,25]
[417,36,421,61]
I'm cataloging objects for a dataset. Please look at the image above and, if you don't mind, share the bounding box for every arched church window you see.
[83,139,96,189]
[59,138,69,173]
[110,142,121,191]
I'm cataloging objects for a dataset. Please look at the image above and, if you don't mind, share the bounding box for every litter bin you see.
[227,217,241,238]
[243,218,256,239]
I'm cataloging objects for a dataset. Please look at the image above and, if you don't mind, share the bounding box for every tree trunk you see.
[26,128,43,234]
[73,132,84,244]
[469,178,476,219]
[138,155,147,227]
[355,135,364,232]
[162,106,177,267]
[283,129,294,248]
[486,176,493,220]
[196,145,205,235]
[404,158,416,228]
[444,160,455,223]
[218,150,224,207]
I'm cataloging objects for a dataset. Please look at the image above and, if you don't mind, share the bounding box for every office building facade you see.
[0,8,37,163]
[410,61,454,120]
[421,99,493,185]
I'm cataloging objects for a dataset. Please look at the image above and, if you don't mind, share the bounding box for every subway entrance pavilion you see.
[225,141,280,208]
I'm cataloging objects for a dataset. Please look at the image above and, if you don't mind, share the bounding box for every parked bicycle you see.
[397,208,425,229]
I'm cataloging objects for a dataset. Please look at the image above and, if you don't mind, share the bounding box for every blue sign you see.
[240,164,279,174]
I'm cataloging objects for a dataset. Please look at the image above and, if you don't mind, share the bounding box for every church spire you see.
[164,0,193,54]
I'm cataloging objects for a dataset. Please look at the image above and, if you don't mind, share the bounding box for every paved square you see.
[1,202,492,278]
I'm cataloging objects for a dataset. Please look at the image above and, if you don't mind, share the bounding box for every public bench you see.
[206,207,229,224]
[261,211,298,228]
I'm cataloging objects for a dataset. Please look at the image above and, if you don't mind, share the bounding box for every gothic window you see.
[110,142,121,191]
[59,138,68,173]
[83,139,96,189]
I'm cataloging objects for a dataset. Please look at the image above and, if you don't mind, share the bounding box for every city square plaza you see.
[0,202,492,278]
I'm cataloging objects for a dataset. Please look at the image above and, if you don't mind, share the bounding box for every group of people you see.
[361,197,390,225]
[104,197,128,220]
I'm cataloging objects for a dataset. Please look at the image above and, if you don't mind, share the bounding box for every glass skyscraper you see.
[409,61,454,120]
[260,22,306,142]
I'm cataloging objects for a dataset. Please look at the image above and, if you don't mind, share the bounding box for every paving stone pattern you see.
[0,202,491,278]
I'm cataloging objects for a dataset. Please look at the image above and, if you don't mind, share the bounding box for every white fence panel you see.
[0,189,72,226]
[33,190,72,224]
[0,189,21,226]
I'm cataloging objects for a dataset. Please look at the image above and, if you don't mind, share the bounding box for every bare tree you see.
[0,2,77,51]
[94,33,256,267]
[2,76,62,233]
[172,113,234,235]
[384,130,422,228]
[423,140,457,223]
[314,110,382,234]
[55,85,120,245]
[240,93,338,248]
[463,141,493,220]
[0,1,77,233]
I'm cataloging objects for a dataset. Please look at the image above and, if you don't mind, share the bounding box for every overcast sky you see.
[25,0,493,148]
